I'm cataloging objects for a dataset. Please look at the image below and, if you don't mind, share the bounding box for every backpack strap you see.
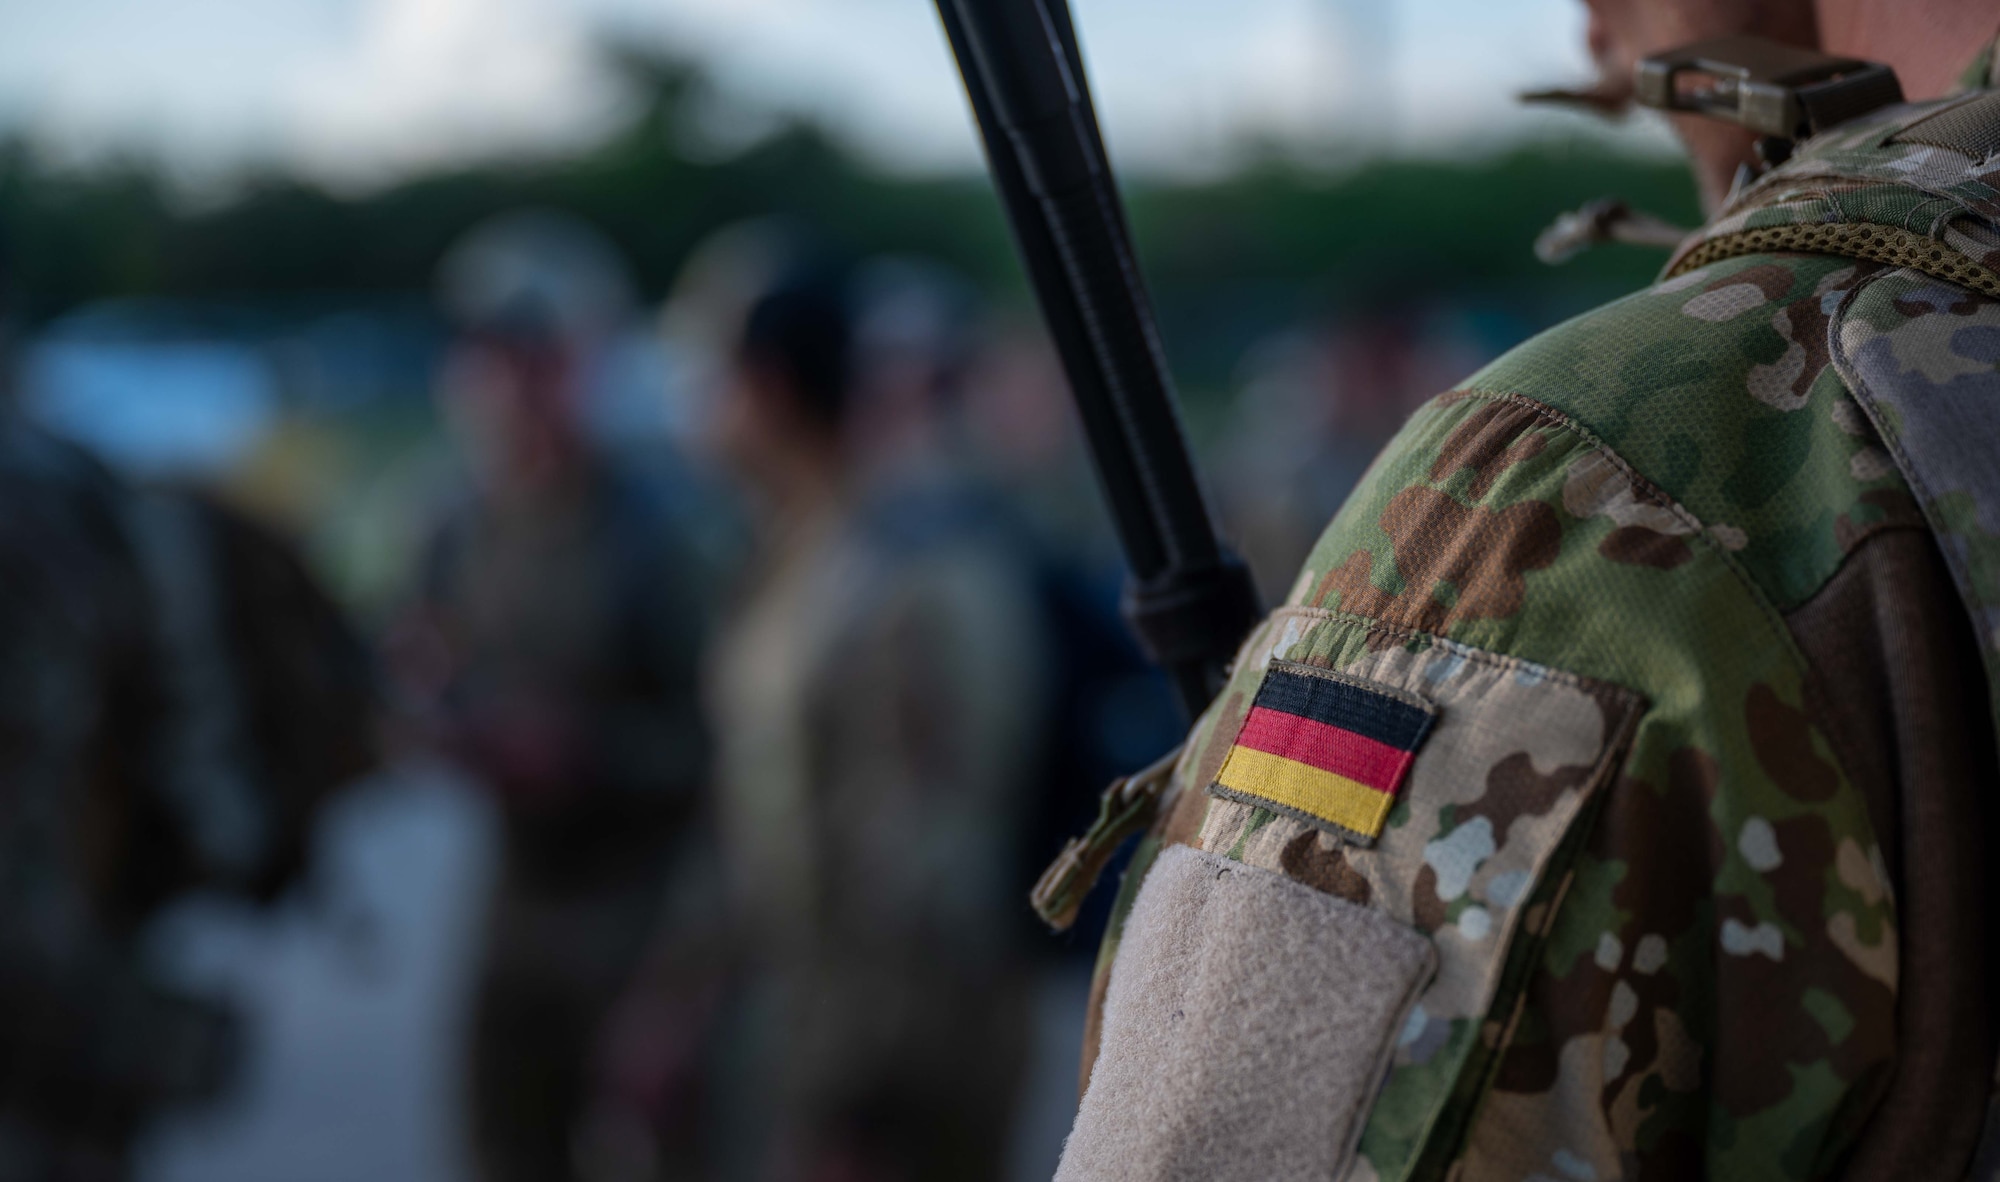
[1667,89,2000,291]
[1669,83,2000,1171]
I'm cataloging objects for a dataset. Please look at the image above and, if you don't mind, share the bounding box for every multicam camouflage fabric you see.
[1084,84,2000,1182]
[1664,96,2000,737]
[1191,607,1642,1180]
[1834,268,2000,675]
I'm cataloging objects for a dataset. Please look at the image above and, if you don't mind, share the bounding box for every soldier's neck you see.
[1680,4,2000,213]
[1814,0,2000,99]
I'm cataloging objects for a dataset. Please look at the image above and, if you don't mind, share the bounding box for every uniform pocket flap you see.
[1057,843,1437,1182]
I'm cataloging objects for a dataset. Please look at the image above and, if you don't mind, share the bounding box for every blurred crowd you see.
[0,206,1459,1182]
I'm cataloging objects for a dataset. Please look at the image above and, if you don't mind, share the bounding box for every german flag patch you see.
[1209,660,1437,847]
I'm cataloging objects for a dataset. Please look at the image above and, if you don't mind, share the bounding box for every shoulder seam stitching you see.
[1449,386,1812,675]
[1262,604,1644,706]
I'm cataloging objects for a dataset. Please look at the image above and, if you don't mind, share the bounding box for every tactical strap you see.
[1890,90,2000,158]
[1658,74,2000,292]
[1030,741,1183,932]
[1667,220,2000,295]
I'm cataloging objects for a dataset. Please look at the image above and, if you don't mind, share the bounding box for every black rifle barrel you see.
[937,0,1260,719]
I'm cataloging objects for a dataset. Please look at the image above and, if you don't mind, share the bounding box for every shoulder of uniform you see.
[1464,252,1915,611]
[1285,399,1777,700]
[1105,256,1924,1182]
[1282,253,1930,689]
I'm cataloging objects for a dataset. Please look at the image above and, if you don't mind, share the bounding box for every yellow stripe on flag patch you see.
[1214,745,1396,839]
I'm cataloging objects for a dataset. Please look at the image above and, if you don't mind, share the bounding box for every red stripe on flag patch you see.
[1206,660,1439,845]
[1233,706,1414,794]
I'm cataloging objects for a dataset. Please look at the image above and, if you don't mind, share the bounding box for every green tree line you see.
[0,48,1700,382]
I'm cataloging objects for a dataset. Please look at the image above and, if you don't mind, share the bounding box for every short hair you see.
[736,268,854,434]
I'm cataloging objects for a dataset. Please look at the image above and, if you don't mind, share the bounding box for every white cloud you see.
[0,0,1675,182]
[281,0,626,187]
[630,0,977,170]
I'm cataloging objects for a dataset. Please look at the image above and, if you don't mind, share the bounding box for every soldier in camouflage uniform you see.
[404,213,712,1182]
[1058,2,2000,1179]
[704,258,1043,1181]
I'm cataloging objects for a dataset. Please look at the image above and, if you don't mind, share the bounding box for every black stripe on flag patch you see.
[1252,663,1434,751]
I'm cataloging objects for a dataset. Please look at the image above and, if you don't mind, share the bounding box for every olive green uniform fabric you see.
[1071,67,2000,1182]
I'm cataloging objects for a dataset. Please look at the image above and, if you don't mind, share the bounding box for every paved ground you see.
[138,763,495,1182]
[131,760,1084,1182]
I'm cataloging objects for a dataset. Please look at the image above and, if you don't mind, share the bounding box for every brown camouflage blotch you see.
[1319,486,1562,634]
[1489,955,1611,1094]
[1745,684,1839,803]
[1711,262,1800,302]
[1599,526,1696,570]
[1461,752,1593,843]
[1892,290,1983,318]
[1608,761,1721,910]
[1771,292,1839,403]
[1429,399,1551,500]
[1411,862,1451,933]
[1762,814,1895,1080]
[1710,894,1805,1114]
[1666,746,1723,815]
[1708,815,1892,1118]
[1492,764,1717,1100]
[1278,828,1373,906]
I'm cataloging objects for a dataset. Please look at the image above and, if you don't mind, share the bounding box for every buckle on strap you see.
[1636,36,1904,142]
[1030,742,1184,933]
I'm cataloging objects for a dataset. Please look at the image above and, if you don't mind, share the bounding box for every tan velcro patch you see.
[1058,843,1436,1182]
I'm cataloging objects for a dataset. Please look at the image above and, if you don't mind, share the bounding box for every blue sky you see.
[0,0,1672,187]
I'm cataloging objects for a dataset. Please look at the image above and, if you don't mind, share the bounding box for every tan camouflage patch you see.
[1457,1036,1626,1182]
[1193,606,1644,1172]
[1561,449,1694,537]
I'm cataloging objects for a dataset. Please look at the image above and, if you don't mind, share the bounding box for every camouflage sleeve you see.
[1068,254,1916,1182]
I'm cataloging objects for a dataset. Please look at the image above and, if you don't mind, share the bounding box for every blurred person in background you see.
[0,239,377,1180]
[391,211,712,1182]
[1211,308,1484,600]
[691,230,1044,1182]
[1210,329,1378,605]
[950,319,1185,1179]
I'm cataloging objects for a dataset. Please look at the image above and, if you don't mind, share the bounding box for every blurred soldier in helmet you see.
[397,211,711,1182]
[686,232,1043,1181]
